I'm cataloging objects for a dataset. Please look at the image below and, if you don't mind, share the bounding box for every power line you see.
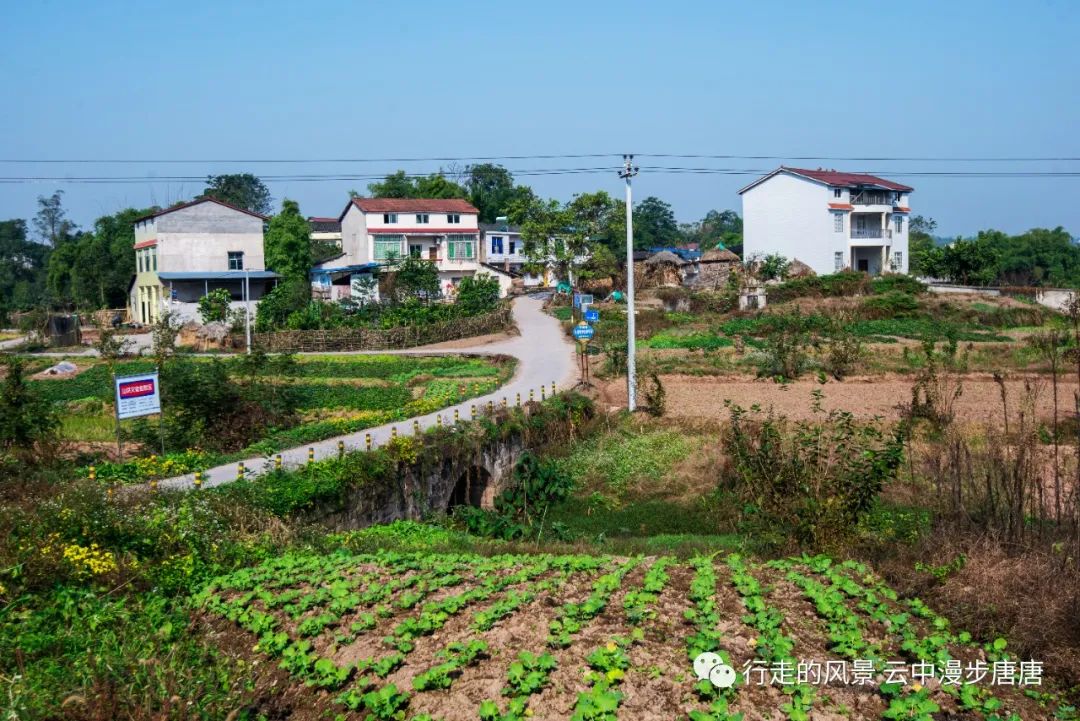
[2,167,1080,185]
[1,152,1079,164]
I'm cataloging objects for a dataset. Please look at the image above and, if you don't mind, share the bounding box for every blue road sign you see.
[572,322,595,341]
[584,308,599,323]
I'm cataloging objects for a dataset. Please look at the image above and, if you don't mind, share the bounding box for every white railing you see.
[851,228,883,239]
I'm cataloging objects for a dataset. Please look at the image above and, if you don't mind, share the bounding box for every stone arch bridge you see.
[302,411,578,531]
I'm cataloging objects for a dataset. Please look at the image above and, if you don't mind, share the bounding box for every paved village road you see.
[158,296,578,491]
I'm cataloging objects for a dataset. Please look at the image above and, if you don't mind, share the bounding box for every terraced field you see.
[198,551,1070,721]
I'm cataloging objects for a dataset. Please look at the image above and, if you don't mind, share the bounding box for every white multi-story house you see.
[129,197,275,324]
[738,167,914,276]
[333,198,482,295]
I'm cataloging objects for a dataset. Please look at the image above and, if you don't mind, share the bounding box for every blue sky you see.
[1,0,1078,238]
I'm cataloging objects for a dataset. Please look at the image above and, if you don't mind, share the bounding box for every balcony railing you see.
[851,193,898,206]
[851,228,884,239]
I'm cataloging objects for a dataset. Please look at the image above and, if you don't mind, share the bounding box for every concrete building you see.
[308,216,342,250]
[738,167,913,276]
[331,197,482,296]
[129,197,275,324]
[479,217,549,290]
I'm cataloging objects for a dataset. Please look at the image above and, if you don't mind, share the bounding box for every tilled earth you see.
[197,551,1066,720]
[596,373,1074,426]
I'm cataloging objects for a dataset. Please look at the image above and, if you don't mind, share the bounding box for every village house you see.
[307,216,342,250]
[738,167,913,277]
[129,197,276,325]
[479,216,549,290]
[327,197,484,297]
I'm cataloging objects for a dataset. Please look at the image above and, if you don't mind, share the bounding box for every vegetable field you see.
[199,551,1067,721]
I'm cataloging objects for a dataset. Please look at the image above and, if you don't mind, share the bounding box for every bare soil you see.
[596,373,1075,426]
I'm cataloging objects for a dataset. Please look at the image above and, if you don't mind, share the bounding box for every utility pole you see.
[619,154,639,412]
[244,267,252,354]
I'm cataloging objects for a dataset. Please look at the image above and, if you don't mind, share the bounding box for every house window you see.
[151,249,157,271]
[833,213,844,233]
[137,251,143,273]
[409,244,423,258]
[383,213,398,224]
[834,251,844,271]
[833,188,842,199]
[490,236,504,254]
[446,234,475,260]
[509,239,517,254]
[894,216,903,234]
[416,214,429,224]
[373,234,403,261]
[447,214,461,224]
[228,251,244,270]
[892,251,903,271]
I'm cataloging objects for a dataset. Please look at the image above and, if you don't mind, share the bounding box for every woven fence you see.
[253,305,514,353]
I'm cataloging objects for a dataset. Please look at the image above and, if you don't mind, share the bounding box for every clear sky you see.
[1,0,1078,238]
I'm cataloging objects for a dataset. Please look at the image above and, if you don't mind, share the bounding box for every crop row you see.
[200,552,1059,721]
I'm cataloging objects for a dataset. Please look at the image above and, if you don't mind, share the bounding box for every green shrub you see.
[255,278,312,332]
[721,399,904,548]
[870,274,927,295]
[860,291,921,319]
[0,355,59,462]
[767,271,869,303]
[197,288,232,324]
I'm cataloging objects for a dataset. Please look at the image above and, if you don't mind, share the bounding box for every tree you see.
[366,171,467,199]
[463,164,533,223]
[386,253,439,301]
[0,355,58,461]
[264,199,312,281]
[201,174,272,215]
[32,190,76,246]
[511,190,624,286]
[633,196,680,249]
[939,235,1000,286]
[908,215,941,278]
[45,207,151,309]
[414,173,468,199]
[681,209,743,254]
[0,220,48,321]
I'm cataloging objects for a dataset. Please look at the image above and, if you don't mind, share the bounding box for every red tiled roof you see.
[132,239,158,250]
[134,196,269,223]
[349,198,479,214]
[828,203,854,210]
[307,216,339,223]
[785,167,914,192]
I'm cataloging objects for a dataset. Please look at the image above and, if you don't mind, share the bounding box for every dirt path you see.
[597,373,1076,425]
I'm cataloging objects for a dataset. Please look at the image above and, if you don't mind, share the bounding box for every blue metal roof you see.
[647,247,702,262]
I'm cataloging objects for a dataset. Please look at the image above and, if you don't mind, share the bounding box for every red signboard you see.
[118,380,155,399]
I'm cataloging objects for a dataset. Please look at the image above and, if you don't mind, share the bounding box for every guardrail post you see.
[471,404,477,420]
[337,440,345,458]
[237,461,245,480]
[193,471,203,490]
[413,420,420,436]
[391,426,398,440]
[366,432,372,450]
[275,454,282,470]
[308,447,315,464]
[88,465,96,481]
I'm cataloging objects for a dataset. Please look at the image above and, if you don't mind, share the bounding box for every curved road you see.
[159,296,577,491]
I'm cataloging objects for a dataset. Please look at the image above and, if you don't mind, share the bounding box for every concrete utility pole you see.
[619,154,639,412]
[244,268,252,354]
